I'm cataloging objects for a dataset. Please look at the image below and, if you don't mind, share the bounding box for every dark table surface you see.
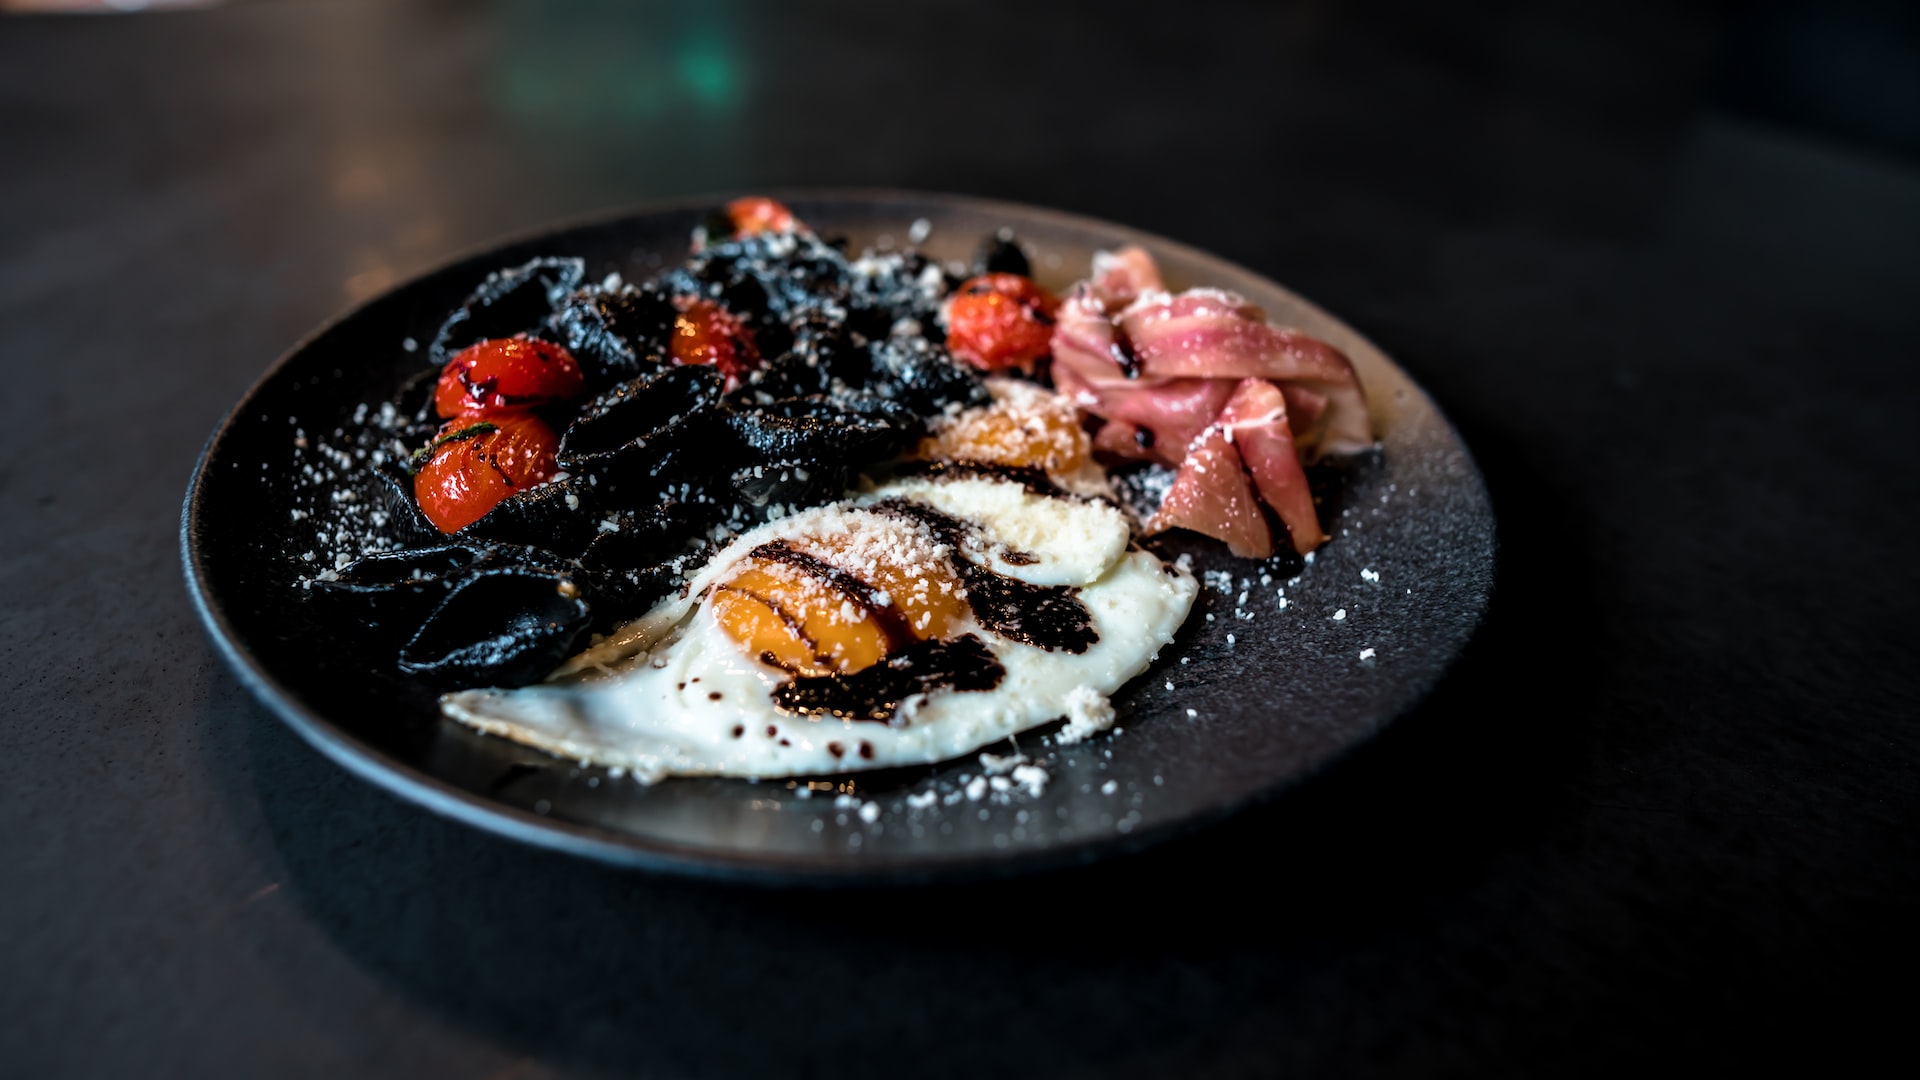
[6,1,1918,1076]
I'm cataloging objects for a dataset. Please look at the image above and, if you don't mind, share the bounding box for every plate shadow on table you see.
[208,407,1611,1077]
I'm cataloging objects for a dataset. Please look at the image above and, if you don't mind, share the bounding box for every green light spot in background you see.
[676,42,738,106]
[492,3,748,123]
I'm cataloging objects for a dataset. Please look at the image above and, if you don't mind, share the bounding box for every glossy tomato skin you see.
[412,412,560,533]
[434,338,585,419]
[945,273,1059,371]
[726,196,798,237]
[670,298,761,389]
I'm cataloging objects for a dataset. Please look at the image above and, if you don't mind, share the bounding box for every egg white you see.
[439,476,1197,782]
[869,475,1128,587]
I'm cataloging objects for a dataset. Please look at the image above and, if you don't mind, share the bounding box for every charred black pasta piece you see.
[366,460,448,549]
[306,543,485,635]
[866,335,989,413]
[313,542,579,653]
[397,565,593,686]
[429,256,585,366]
[557,365,728,476]
[684,231,856,324]
[545,284,676,390]
[455,475,606,557]
[721,394,918,464]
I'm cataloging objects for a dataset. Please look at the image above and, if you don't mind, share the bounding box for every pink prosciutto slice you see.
[1052,284,1371,463]
[1112,379,1236,465]
[1115,290,1371,460]
[1278,383,1330,452]
[1074,379,1238,468]
[1220,378,1324,554]
[1147,424,1274,559]
[1050,287,1129,385]
[1050,248,1373,557]
[1052,292,1236,464]
[1092,418,1146,459]
[1118,290,1350,384]
[1089,245,1164,309]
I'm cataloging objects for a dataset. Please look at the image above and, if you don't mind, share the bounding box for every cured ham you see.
[1147,424,1274,559]
[1049,248,1372,555]
[1220,378,1323,555]
[1088,245,1164,309]
[1049,287,1129,385]
[1118,291,1356,397]
[1061,374,1239,468]
[1054,286,1371,462]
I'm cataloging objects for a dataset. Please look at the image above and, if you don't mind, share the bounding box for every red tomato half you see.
[945,273,1059,371]
[726,196,799,237]
[412,412,559,533]
[434,338,585,419]
[670,298,761,389]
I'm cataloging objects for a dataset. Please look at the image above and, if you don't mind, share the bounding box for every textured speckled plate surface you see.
[182,191,1494,884]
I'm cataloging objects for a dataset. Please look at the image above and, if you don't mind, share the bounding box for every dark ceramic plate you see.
[182,191,1494,884]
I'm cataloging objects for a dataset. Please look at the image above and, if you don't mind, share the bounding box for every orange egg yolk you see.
[918,394,1090,475]
[709,541,968,677]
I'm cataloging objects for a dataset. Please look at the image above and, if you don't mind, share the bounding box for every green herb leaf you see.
[409,421,498,472]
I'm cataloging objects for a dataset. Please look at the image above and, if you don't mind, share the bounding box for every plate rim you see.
[180,187,1493,885]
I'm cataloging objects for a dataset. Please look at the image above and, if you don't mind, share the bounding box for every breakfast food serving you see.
[300,198,1373,784]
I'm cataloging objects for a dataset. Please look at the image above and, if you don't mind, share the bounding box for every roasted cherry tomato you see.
[944,273,1059,371]
[670,298,761,389]
[726,196,798,237]
[412,412,559,533]
[434,337,585,419]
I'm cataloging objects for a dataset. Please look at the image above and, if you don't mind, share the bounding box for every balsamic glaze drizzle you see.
[712,582,824,668]
[890,458,1064,497]
[749,489,1100,721]
[1109,324,1143,379]
[772,635,1005,721]
[749,540,918,650]
[872,499,1099,654]
[954,565,1099,654]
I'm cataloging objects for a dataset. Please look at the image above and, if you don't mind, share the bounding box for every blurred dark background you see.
[1717,0,1920,158]
[3,1,1917,1077]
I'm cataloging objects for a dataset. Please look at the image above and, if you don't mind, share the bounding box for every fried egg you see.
[440,470,1197,782]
